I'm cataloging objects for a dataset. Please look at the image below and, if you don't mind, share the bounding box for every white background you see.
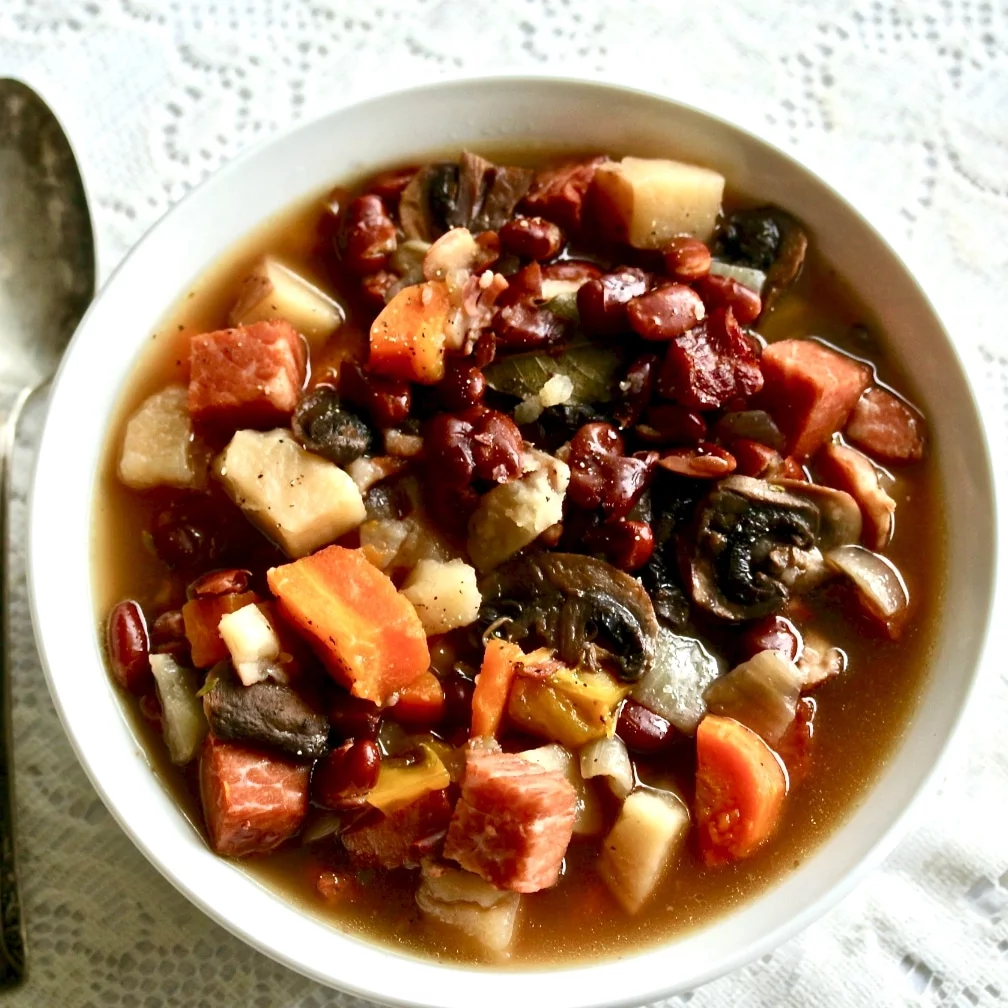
[2,1,1007,1005]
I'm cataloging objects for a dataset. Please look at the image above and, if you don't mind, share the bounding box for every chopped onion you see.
[825,545,909,620]
[579,737,634,800]
[709,260,766,294]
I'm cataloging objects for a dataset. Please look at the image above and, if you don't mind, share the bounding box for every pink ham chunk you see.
[845,386,925,462]
[199,735,310,856]
[443,748,576,893]
[760,340,872,461]
[188,320,307,429]
[342,789,454,870]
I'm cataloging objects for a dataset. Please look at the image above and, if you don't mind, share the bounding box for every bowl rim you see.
[26,74,1001,1007]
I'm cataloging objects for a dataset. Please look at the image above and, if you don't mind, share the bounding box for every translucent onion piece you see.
[825,544,909,619]
[580,736,635,800]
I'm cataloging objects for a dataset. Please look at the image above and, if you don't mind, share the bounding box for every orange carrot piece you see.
[266,545,429,705]
[471,638,523,739]
[182,591,259,668]
[694,714,787,866]
[368,281,451,385]
[391,670,445,728]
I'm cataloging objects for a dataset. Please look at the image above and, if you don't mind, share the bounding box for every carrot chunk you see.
[368,281,451,385]
[759,340,872,460]
[266,545,429,705]
[845,386,925,462]
[471,639,523,739]
[391,670,446,727]
[694,714,787,866]
[182,591,259,668]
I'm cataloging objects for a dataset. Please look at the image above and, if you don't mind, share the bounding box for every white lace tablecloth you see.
[2,2,1007,1006]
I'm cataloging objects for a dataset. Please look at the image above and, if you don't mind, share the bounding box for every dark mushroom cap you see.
[478,552,659,682]
[686,475,860,622]
[203,670,330,760]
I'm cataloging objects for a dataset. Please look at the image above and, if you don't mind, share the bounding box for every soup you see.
[95,150,942,965]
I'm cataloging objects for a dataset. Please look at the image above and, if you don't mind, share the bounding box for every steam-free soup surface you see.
[95,149,942,966]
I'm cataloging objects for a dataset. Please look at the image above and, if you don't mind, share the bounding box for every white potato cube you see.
[597,789,690,914]
[218,603,282,685]
[519,743,603,837]
[230,256,344,349]
[215,428,366,558]
[416,859,520,956]
[118,385,204,490]
[593,156,725,248]
[467,450,570,570]
[401,558,481,635]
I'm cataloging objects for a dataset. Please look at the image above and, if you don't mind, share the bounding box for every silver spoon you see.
[0,78,95,986]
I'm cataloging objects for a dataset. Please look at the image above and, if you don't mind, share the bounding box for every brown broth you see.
[92,155,945,967]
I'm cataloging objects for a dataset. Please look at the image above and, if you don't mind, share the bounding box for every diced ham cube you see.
[443,748,576,893]
[759,340,872,460]
[816,441,896,551]
[845,386,925,462]
[188,320,307,429]
[341,789,453,869]
[199,735,310,856]
[521,156,606,232]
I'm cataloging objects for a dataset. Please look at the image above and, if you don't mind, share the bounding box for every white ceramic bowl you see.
[29,78,997,1007]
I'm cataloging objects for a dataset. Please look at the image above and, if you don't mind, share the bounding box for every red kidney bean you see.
[730,438,784,479]
[567,423,658,519]
[149,609,185,648]
[329,695,382,742]
[150,498,230,572]
[359,270,398,310]
[106,600,152,695]
[739,615,804,664]
[424,482,481,531]
[339,194,397,275]
[627,283,707,341]
[339,361,412,429]
[499,216,565,260]
[493,299,568,350]
[612,353,660,429]
[474,230,502,270]
[498,262,543,305]
[663,236,712,281]
[617,699,676,754]
[472,330,497,368]
[316,869,360,903]
[188,567,252,599]
[364,166,418,203]
[657,443,737,478]
[636,404,708,445]
[693,273,762,325]
[138,691,163,732]
[469,408,524,483]
[585,518,655,571]
[441,671,475,730]
[438,358,486,411]
[312,740,381,810]
[576,268,649,336]
[424,413,476,487]
[540,259,603,284]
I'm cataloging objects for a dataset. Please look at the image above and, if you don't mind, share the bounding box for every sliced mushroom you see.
[398,153,533,241]
[714,206,807,312]
[202,671,330,760]
[478,552,659,682]
[686,476,861,622]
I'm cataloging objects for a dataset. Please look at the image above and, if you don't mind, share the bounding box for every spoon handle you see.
[0,386,30,987]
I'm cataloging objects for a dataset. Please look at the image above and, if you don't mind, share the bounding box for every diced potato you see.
[345,455,406,494]
[149,653,208,765]
[416,859,520,955]
[230,256,343,350]
[507,666,629,748]
[215,428,366,558]
[118,385,205,490]
[593,156,725,248]
[217,603,282,685]
[597,789,690,914]
[367,743,450,815]
[401,558,481,635]
[518,743,603,836]
[359,515,453,574]
[467,450,570,570]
